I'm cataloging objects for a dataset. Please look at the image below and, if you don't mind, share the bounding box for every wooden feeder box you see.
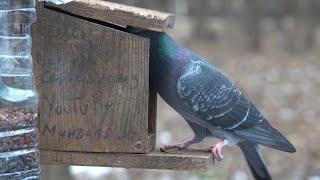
[32,0,214,170]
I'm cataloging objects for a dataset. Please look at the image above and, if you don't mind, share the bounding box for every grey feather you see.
[238,141,272,180]
[177,62,262,131]
[235,120,296,153]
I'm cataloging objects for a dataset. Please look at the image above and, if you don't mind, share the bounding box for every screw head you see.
[134,141,142,150]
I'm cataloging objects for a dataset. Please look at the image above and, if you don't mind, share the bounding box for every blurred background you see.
[41,0,320,179]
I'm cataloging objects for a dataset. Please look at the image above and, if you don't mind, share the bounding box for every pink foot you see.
[206,140,227,161]
[160,138,198,152]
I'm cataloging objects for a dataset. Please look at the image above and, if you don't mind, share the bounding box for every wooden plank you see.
[32,3,155,153]
[40,149,214,171]
[43,0,175,32]
[147,86,157,140]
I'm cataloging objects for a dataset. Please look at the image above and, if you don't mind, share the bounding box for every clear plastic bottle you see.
[0,0,40,179]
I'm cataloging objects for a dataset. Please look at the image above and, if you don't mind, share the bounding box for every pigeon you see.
[136,30,296,180]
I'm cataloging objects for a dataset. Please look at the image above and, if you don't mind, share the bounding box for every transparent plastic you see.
[0,1,36,10]
[0,0,40,179]
[0,148,40,179]
[38,0,74,5]
[0,127,39,152]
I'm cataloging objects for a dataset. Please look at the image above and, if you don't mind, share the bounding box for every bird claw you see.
[160,146,168,152]
[160,143,188,152]
[160,137,201,152]
[177,144,188,150]
[206,140,227,161]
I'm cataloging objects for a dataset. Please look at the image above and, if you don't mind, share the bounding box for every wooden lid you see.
[44,0,175,32]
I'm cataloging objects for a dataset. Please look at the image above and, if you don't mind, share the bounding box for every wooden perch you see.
[41,149,214,171]
[44,0,175,32]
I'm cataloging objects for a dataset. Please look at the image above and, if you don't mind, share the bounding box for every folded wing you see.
[177,62,263,131]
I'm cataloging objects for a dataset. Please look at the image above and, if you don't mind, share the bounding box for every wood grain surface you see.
[32,3,155,153]
[41,149,214,170]
[44,0,175,32]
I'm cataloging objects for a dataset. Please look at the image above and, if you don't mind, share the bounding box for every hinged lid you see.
[44,0,175,32]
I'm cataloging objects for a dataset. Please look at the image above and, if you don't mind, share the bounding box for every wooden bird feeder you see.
[32,0,213,170]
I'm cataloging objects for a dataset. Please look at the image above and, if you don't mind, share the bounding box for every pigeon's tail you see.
[235,120,296,153]
[238,141,272,180]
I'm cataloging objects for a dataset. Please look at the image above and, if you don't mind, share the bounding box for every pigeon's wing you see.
[177,62,296,152]
[177,62,263,131]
